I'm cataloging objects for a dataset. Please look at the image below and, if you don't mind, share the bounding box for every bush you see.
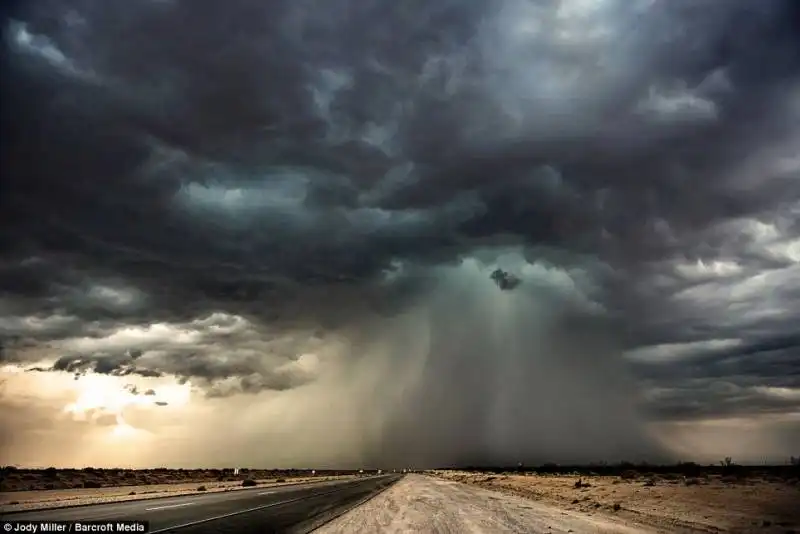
[241,479,257,487]
[197,486,207,491]
[83,480,102,489]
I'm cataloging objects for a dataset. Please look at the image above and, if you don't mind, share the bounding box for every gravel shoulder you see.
[315,474,661,533]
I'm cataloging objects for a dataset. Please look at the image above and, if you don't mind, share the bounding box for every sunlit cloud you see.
[2,0,799,469]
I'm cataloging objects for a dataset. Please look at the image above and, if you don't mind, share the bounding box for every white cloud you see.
[753,386,800,401]
[87,285,140,308]
[176,179,307,214]
[0,313,79,336]
[7,20,96,81]
[675,259,742,279]
[766,238,800,263]
[10,21,70,66]
[636,84,718,123]
[190,313,251,335]
[625,338,744,363]
[61,323,202,353]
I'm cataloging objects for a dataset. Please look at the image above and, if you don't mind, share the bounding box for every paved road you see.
[2,475,401,533]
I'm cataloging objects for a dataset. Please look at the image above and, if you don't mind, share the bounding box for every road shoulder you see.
[315,474,662,533]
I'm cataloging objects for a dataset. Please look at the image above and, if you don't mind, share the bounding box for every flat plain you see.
[0,467,357,512]
[430,465,800,533]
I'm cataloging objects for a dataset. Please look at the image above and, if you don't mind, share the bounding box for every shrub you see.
[83,480,102,488]
[241,479,257,487]
[197,485,207,491]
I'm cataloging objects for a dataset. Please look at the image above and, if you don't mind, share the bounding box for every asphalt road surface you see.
[2,475,401,534]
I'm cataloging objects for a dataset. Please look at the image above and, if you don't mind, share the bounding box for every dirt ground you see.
[0,468,354,513]
[317,474,661,533]
[430,470,800,534]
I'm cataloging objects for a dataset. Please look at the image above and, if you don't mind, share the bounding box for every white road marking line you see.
[145,502,196,511]
[148,476,395,534]
[257,491,275,495]
[148,497,321,534]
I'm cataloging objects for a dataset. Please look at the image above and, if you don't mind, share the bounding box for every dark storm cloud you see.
[490,268,521,291]
[1,0,800,462]
[27,348,163,378]
[629,330,800,421]
[18,313,321,393]
[4,0,793,293]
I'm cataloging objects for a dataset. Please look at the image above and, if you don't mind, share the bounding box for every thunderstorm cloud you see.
[1,0,800,469]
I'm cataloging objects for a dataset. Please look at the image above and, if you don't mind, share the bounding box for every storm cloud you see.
[1,0,800,468]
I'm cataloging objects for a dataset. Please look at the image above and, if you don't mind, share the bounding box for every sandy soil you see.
[0,473,353,513]
[316,474,662,533]
[430,470,800,534]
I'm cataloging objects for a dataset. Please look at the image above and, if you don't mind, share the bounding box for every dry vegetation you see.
[431,463,800,534]
[0,467,359,492]
[0,467,363,512]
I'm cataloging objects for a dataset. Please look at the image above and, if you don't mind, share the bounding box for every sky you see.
[1,0,799,469]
